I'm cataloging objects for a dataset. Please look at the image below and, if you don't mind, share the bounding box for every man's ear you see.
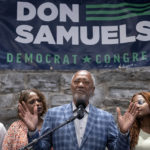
[91,86,95,96]
[93,86,95,92]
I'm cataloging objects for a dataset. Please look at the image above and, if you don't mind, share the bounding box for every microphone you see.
[76,99,86,119]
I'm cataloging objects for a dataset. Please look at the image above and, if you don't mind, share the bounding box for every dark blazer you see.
[29,103,130,150]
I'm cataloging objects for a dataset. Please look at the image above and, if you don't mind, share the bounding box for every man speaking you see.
[19,70,138,150]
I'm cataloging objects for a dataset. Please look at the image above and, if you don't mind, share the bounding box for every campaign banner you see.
[0,0,150,70]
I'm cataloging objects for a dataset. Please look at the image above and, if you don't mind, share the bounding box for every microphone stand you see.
[19,113,82,150]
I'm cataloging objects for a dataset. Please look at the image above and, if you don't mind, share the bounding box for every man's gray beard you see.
[73,93,89,104]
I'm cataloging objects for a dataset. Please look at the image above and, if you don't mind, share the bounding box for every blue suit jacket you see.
[29,103,129,150]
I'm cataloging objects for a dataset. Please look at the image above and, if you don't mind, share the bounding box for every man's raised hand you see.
[18,101,38,131]
[116,102,138,133]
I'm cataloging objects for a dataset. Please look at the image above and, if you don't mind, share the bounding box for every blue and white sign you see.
[0,0,150,70]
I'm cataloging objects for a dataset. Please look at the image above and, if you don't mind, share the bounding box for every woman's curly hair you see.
[130,91,150,150]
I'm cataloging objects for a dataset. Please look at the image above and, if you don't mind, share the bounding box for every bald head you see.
[71,70,95,86]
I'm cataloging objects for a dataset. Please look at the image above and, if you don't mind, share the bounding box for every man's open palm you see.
[18,101,38,131]
[117,102,138,133]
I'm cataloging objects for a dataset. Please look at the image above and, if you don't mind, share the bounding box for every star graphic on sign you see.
[82,56,91,63]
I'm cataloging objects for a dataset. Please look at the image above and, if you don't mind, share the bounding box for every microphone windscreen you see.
[76,99,86,109]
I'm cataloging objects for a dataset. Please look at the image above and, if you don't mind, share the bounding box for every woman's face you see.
[133,95,150,117]
[26,92,44,116]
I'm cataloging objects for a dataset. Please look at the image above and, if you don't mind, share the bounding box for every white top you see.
[135,129,150,150]
[72,102,89,147]
[0,123,6,149]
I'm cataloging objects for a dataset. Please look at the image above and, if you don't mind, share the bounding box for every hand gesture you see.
[18,101,38,131]
[116,102,138,133]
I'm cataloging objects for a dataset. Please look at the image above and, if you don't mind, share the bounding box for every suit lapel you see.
[64,103,79,149]
[80,104,96,149]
